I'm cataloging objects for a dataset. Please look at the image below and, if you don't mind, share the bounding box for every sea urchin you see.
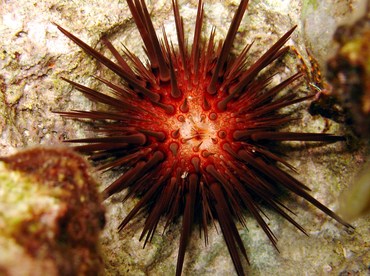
[55,0,351,275]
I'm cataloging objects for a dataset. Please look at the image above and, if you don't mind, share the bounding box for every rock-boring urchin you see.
[54,0,351,275]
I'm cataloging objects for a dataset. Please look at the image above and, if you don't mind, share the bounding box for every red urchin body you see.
[55,0,351,275]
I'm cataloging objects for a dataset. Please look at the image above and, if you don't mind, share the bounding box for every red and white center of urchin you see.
[55,0,351,275]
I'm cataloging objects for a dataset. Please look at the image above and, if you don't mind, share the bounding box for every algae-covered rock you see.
[0,147,105,276]
[327,11,370,137]
[340,159,370,220]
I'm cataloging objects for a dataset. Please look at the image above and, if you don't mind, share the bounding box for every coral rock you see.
[0,147,105,276]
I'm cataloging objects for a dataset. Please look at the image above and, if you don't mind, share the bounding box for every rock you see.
[0,147,105,276]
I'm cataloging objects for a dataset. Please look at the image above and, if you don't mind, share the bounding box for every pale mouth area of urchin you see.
[179,111,217,151]
[165,93,231,163]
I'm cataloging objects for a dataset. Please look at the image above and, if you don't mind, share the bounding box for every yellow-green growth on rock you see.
[0,147,105,276]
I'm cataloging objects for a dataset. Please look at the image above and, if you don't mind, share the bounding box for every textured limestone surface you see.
[0,0,369,276]
[0,147,105,275]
